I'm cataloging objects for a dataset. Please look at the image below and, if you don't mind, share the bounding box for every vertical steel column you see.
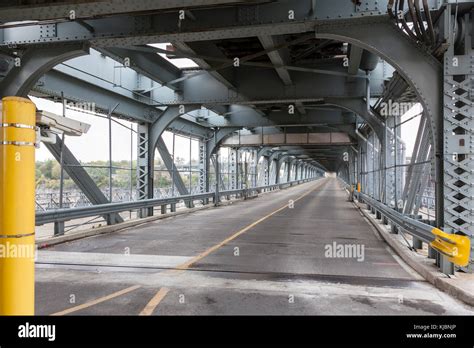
[287,158,291,183]
[108,111,113,203]
[229,148,237,189]
[250,149,257,188]
[56,93,66,235]
[264,156,270,185]
[137,123,151,217]
[214,153,220,205]
[0,97,36,315]
[442,11,473,272]
[386,116,396,207]
[198,140,207,193]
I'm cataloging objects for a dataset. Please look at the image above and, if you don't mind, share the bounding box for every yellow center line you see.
[168,179,327,274]
[51,285,141,316]
[139,287,170,316]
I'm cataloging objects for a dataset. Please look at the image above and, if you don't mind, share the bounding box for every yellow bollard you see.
[430,227,471,267]
[0,97,36,315]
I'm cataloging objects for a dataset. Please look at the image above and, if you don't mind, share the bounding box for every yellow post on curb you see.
[430,228,471,267]
[0,97,36,315]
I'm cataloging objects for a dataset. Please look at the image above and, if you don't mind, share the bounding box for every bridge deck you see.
[35,178,474,315]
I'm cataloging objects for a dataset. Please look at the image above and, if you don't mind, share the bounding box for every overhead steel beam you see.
[160,65,384,106]
[32,69,160,122]
[205,104,357,128]
[0,0,268,23]
[348,45,363,76]
[96,46,182,91]
[0,1,442,47]
[173,41,236,90]
[258,35,292,85]
[222,132,353,146]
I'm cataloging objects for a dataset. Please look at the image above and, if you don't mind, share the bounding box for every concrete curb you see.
[355,201,474,307]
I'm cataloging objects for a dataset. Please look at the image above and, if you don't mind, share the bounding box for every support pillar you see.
[287,158,291,183]
[137,123,152,217]
[0,97,36,315]
[214,153,220,205]
[442,11,474,273]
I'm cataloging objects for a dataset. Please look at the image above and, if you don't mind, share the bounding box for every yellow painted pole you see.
[0,96,36,315]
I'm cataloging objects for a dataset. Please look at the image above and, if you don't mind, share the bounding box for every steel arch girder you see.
[149,105,202,151]
[325,97,384,141]
[315,17,441,145]
[315,16,444,226]
[0,43,90,97]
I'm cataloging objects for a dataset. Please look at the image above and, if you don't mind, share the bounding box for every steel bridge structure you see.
[0,1,473,307]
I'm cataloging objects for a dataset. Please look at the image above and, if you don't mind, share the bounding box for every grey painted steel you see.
[172,41,237,91]
[45,135,123,225]
[443,10,474,272]
[157,137,190,196]
[0,43,89,97]
[149,106,201,151]
[0,1,266,22]
[258,35,293,86]
[33,69,160,123]
[136,123,151,216]
[325,97,384,141]
[0,1,442,47]
[161,64,383,106]
[357,193,435,244]
[403,115,432,215]
[198,140,207,194]
[96,47,182,91]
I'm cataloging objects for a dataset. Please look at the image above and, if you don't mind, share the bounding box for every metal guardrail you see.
[357,192,435,243]
[36,178,318,226]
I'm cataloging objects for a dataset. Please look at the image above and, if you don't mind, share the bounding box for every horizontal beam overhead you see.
[32,69,210,138]
[0,0,266,23]
[96,46,182,91]
[223,132,354,147]
[0,1,441,47]
[160,65,384,106]
[206,104,357,128]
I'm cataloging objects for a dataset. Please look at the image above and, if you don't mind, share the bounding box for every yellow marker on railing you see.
[357,183,361,193]
[0,97,36,315]
[430,228,470,267]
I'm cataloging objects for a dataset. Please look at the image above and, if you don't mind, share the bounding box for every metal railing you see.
[36,178,319,226]
[357,192,435,243]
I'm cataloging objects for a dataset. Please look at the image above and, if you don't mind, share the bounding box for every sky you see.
[399,103,423,159]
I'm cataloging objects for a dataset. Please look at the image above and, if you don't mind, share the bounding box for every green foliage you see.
[36,159,137,190]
